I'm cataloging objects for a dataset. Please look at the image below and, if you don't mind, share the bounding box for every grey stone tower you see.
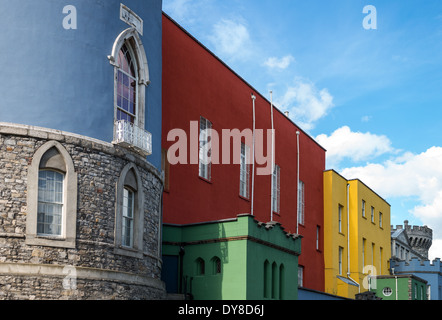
[404,220,433,260]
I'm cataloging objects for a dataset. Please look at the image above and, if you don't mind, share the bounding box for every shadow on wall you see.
[186,223,227,300]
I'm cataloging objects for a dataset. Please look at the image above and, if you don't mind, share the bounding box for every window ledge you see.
[114,246,143,259]
[25,235,75,249]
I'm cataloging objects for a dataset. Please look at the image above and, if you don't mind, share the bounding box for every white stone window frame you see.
[108,27,150,131]
[199,116,212,181]
[26,141,78,249]
[122,187,135,248]
[239,142,250,199]
[271,165,280,214]
[114,163,144,259]
[298,180,305,225]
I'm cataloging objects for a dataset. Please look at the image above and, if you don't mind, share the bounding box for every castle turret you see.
[404,220,433,260]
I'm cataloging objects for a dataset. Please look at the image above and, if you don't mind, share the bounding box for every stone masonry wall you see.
[0,123,165,300]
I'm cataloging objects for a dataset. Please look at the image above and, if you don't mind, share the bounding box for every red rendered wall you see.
[162,14,325,292]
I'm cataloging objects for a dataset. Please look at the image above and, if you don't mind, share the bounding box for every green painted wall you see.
[162,215,301,300]
[372,276,428,300]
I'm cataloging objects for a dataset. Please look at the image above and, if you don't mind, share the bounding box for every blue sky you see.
[163,0,442,260]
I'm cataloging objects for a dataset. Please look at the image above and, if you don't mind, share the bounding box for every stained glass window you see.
[117,44,137,123]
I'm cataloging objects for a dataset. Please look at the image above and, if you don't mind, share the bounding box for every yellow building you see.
[324,170,391,299]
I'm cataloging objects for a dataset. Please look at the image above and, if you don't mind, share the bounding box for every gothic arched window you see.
[26,141,77,249]
[116,43,138,124]
[109,28,150,131]
[114,163,144,258]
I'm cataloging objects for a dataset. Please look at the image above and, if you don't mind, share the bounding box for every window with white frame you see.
[272,165,280,214]
[371,206,375,223]
[298,180,305,224]
[316,226,320,250]
[26,141,77,249]
[37,170,64,236]
[114,164,144,258]
[298,266,304,287]
[122,187,135,248]
[379,212,383,228]
[199,117,212,181]
[239,143,250,198]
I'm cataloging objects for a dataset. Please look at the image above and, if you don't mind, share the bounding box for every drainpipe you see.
[347,183,360,292]
[296,131,300,234]
[270,91,275,222]
[251,93,256,216]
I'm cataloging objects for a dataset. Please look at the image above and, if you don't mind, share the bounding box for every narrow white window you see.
[298,266,304,287]
[239,143,250,198]
[122,188,135,248]
[199,117,212,181]
[298,180,305,224]
[37,170,64,236]
[316,226,320,250]
[272,165,280,214]
[371,206,375,223]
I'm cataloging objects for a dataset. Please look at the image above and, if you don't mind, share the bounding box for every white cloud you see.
[277,79,334,130]
[315,126,395,168]
[208,19,251,60]
[341,147,442,200]
[340,146,442,259]
[264,55,295,70]
[429,239,442,261]
[163,0,193,21]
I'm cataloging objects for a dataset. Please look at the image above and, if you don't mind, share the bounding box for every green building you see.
[371,274,428,300]
[161,214,302,300]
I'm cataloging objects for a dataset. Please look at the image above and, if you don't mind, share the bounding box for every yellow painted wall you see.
[323,170,391,299]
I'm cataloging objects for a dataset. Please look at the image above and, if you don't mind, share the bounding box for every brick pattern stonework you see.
[0,123,165,300]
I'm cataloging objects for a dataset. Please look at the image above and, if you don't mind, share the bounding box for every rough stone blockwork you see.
[0,124,165,300]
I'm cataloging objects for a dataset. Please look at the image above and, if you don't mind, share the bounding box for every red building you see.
[162,13,326,293]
